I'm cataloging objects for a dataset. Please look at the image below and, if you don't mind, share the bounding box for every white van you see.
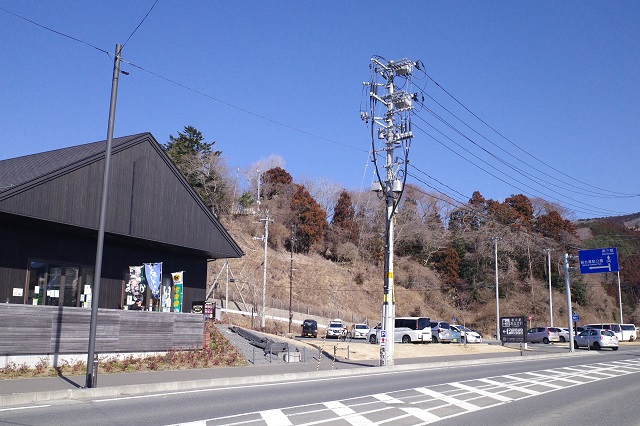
[368,317,432,344]
[620,324,637,342]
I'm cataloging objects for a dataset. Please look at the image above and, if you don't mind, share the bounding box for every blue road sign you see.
[578,247,619,274]
[572,313,579,322]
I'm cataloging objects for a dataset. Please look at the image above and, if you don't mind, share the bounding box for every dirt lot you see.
[323,340,520,361]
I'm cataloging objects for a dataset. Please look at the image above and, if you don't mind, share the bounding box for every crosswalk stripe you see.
[478,378,540,395]
[503,374,564,389]
[372,393,404,404]
[324,401,376,425]
[260,409,292,426]
[414,386,480,411]
[400,407,441,424]
[449,381,512,402]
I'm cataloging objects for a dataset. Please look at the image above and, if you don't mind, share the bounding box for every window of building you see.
[27,260,94,307]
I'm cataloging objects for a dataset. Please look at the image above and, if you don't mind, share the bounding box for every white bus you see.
[368,317,432,344]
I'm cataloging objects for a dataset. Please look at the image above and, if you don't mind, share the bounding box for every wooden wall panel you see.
[0,304,203,355]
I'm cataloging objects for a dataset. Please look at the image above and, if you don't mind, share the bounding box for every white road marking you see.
[449,382,512,402]
[260,409,292,426]
[477,377,540,395]
[372,393,404,404]
[414,386,480,411]
[0,404,51,412]
[324,400,376,425]
[400,406,441,423]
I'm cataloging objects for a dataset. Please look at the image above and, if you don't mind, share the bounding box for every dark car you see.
[301,319,318,338]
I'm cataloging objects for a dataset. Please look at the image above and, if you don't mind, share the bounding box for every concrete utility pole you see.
[617,270,623,324]
[288,224,296,334]
[545,249,553,327]
[493,237,500,341]
[86,44,123,389]
[254,210,272,328]
[563,253,576,352]
[362,57,418,367]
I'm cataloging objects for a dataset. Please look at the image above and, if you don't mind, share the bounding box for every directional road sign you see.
[578,247,619,275]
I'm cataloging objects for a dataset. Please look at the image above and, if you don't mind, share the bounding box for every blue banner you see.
[144,263,162,299]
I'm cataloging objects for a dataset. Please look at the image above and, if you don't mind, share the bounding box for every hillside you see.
[209,212,640,336]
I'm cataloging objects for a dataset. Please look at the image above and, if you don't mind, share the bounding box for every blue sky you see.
[1,1,638,219]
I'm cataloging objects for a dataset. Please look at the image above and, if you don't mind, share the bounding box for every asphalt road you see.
[2,347,639,425]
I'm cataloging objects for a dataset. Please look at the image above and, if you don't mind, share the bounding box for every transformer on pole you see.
[361,56,420,366]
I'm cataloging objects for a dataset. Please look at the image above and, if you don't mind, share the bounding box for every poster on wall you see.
[124,266,146,308]
[144,262,162,300]
[172,271,184,313]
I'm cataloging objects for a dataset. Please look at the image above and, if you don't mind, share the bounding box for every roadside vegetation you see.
[0,322,246,379]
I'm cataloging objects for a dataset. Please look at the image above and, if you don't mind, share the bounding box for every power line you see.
[122,0,159,48]
[423,72,640,198]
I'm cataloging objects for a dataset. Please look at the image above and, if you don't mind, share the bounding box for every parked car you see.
[367,322,382,343]
[301,319,318,338]
[526,326,560,344]
[431,321,454,343]
[450,325,483,343]
[556,327,571,343]
[326,319,347,339]
[584,323,623,341]
[620,324,638,342]
[351,323,370,339]
[574,329,619,350]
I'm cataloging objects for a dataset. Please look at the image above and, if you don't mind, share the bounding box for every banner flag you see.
[144,263,162,299]
[125,266,145,307]
[172,271,184,313]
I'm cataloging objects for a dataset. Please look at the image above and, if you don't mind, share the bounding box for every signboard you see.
[500,316,526,343]
[572,312,579,322]
[578,247,619,275]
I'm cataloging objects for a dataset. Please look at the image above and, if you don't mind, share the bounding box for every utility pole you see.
[362,57,419,366]
[288,224,296,334]
[563,253,576,352]
[617,270,623,324]
[545,249,553,327]
[492,236,500,341]
[86,44,123,389]
[254,210,272,328]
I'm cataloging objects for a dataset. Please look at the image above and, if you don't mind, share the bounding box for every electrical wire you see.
[122,0,159,49]
[423,72,640,197]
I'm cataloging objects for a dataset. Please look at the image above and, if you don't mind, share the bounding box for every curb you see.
[0,349,597,408]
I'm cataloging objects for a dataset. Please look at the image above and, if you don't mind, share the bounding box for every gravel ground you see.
[214,324,321,366]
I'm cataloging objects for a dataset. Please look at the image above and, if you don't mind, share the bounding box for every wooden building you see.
[0,132,244,312]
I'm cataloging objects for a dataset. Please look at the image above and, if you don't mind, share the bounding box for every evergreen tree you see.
[290,185,328,253]
[164,126,228,216]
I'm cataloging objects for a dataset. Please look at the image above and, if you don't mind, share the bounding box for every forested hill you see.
[165,126,640,332]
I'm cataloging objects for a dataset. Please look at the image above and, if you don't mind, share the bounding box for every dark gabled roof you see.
[0,133,244,259]
[0,134,145,194]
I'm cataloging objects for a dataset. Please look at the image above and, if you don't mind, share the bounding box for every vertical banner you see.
[144,262,162,300]
[124,266,145,308]
[172,271,184,313]
[161,276,172,312]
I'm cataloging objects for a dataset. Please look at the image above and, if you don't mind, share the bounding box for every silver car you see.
[574,329,619,350]
[527,327,560,344]
[451,325,483,343]
[431,321,453,343]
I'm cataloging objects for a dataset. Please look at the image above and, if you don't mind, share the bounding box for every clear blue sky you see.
[1,1,638,219]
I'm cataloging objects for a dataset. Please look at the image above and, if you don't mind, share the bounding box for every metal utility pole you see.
[254,210,272,328]
[362,57,419,367]
[563,253,576,352]
[493,237,500,341]
[545,249,553,327]
[86,44,122,389]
